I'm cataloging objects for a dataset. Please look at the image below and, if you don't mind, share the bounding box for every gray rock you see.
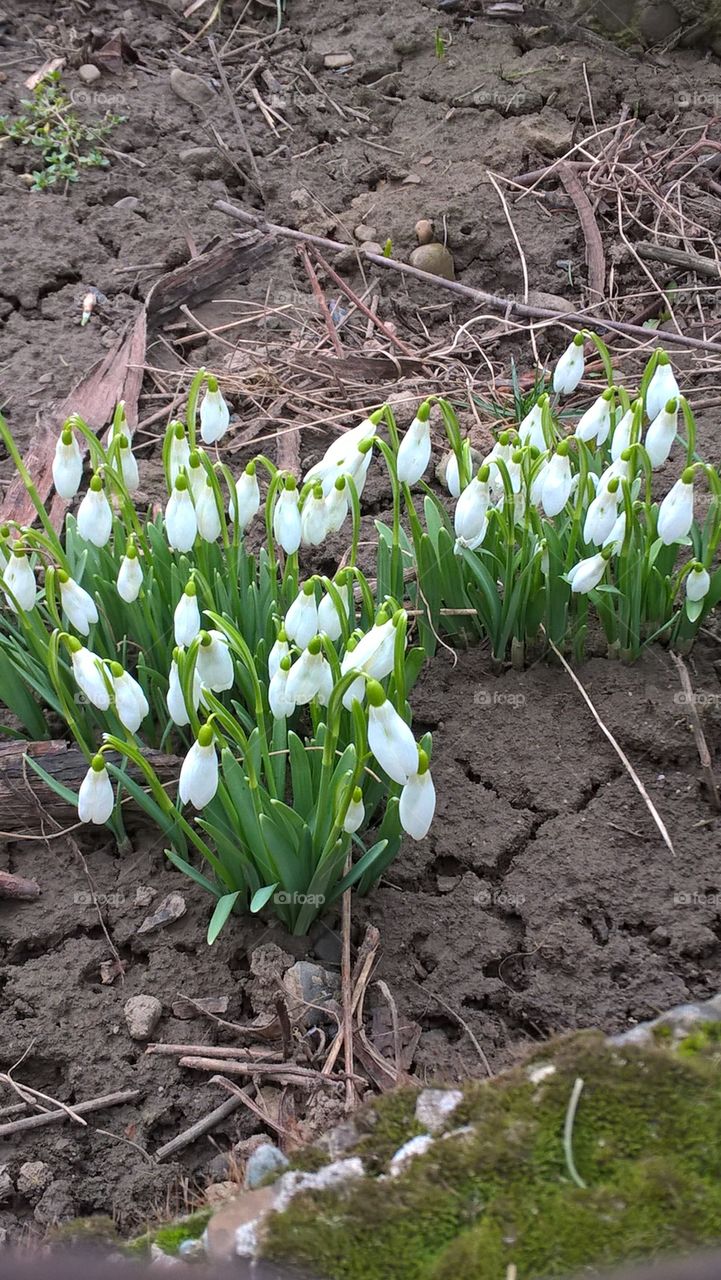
[78,64,101,85]
[282,960,340,1028]
[360,241,383,256]
[415,1088,463,1134]
[178,1238,204,1258]
[272,1158,364,1214]
[527,290,576,315]
[33,1180,75,1226]
[16,1161,52,1200]
[354,222,378,243]
[169,67,216,108]
[124,993,163,1041]
[317,1118,361,1159]
[113,196,140,211]
[178,146,229,177]
[610,994,721,1046]
[244,1143,289,1190]
[150,1242,181,1266]
[323,52,354,70]
[516,107,574,158]
[207,1152,232,1182]
[638,1,681,39]
[0,1166,12,1205]
[389,1134,434,1177]
[409,243,455,281]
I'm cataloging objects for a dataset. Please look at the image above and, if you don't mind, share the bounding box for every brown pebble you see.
[415,219,434,245]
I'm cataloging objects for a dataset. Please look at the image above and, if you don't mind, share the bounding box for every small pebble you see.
[17,1161,53,1200]
[113,196,140,211]
[409,242,455,280]
[124,994,162,1041]
[415,219,434,245]
[323,52,354,70]
[244,1143,290,1190]
[205,1181,239,1207]
[169,67,216,107]
[354,222,378,243]
[415,1088,463,1133]
[78,64,101,85]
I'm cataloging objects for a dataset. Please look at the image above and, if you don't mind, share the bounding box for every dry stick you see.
[1,1074,86,1126]
[636,242,721,280]
[155,1092,249,1163]
[299,245,344,358]
[376,980,403,1082]
[311,248,417,359]
[0,1089,140,1140]
[146,1043,283,1060]
[213,201,721,354]
[557,162,606,304]
[211,1075,295,1140]
[0,870,40,900]
[544,635,676,855]
[323,930,380,1077]
[178,1056,351,1087]
[207,36,263,196]
[670,653,721,811]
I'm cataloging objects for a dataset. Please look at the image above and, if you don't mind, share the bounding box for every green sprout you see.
[0,70,122,191]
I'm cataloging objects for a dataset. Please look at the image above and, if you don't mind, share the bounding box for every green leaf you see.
[250,883,279,913]
[208,891,242,944]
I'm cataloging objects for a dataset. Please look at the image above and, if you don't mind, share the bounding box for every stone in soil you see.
[323,52,354,69]
[16,1161,53,1200]
[0,1167,13,1205]
[281,960,340,1028]
[78,64,101,85]
[409,243,455,280]
[33,1180,75,1226]
[169,68,216,107]
[244,1144,290,1190]
[124,993,162,1040]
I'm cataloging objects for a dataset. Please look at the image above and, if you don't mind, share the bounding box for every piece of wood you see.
[154,1092,249,1162]
[144,232,275,328]
[0,870,40,901]
[636,242,721,281]
[0,1088,141,1139]
[557,162,606,304]
[670,653,721,811]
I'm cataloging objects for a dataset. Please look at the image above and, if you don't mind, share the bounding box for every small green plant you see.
[0,71,122,190]
[434,27,449,58]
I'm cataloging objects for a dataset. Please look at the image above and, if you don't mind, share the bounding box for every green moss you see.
[125,1207,212,1258]
[46,1216,119,1249]
[676,1020,721,1059]
[262,1031,721,1280]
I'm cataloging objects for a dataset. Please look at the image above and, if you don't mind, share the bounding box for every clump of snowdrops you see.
[383,334,721,665]
[0,373,433,937]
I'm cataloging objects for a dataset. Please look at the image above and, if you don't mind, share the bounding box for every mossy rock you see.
[124,1207,212,1258]
[261,1031,721,1279]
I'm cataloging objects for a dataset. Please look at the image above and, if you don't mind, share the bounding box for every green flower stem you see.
[185,367,206,452]
[0,412,68,566]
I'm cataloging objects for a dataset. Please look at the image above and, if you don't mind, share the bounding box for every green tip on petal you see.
[308,636,322,655]
[277,627,287,642]
[369,408,384,425]
[184,580,197,597]
[245,460,256,476]
[334,475,346,491]
[312,483,324,500]
[302,580,316,596]
[478,464,491,482]
[602,388,614,401]
[206,375,219,393]
[607,477,620,493]
[621,448,632,462]
[557,440,570,457]
[175,474,189,491]
[91,754,106,773]
[366,679,385,708]
[417,400,431,422]
[173,422,185,439]
[90,475,103,492]
[681,466,695,485]
[352,785,363,803]
[657,352,670,366]
[358,437,374,455]
[692,562,705,574]
[665,398,678,414]
[65,635,82,654]
[125,541,138,558]
[189,451,201,467]
[392,608,405,627]
[284,475,297,492]
[61,428,73,446]
[280,655,292,672]
[499,431,510,446]
[197,723,214,748]
[375,609,389,627]
[57,569,69,583]
[199,631,211,647]
[512,449,523,464]
[573,332,585,347]
[109,661,124,678]
[417,748,430,774]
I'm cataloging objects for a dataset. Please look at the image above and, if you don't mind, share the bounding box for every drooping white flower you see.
[187,453,206,501]
[168,422,191,487]
[117,543,143,603]
[686,563,710,603]
[77,476,113,547]
[519,402,547,452]
[70,642,110,710]
[610,407,635,463]
[552,334,585,395]
[399,753,436,841]
[340,611,399,708]
[575,391,613,446]
[454,467,490,551]
[644,400,678,469]
[583,480,620,546]
[273,479,302,555]
[646,354,680,421]
[285,581,319,649]
[165,477,197,552]
[78,756,114,825]
[174,582,201,647]
[301,484,329,547]
[196,480,222,543]
[199,378,230,444]
[367,682,419,785]
[52,427,83,500]
[343,786,365,834]
[268,657,295,720]
[397,402,432,485]
[324,477,349,534]
[268,631,290,682]
[539,447,573,517]
[111,664,149,734]
[59,573,98,635]
[117,437,140,494]
[318,578,353,642]
[444,451,461,499]
[304,413,379,495]
[108,402,132,448]
[657,471,694,545]
[196,630,234,693]
[229,462,260,531]
[3,550,37,612]
[167,648,201,727]
[567,552,607,594]
[178,726,219,809]
[285,638,332,706]
[603,510,627,556]
[598,455,630,498]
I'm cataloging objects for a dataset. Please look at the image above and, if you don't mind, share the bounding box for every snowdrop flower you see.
[196,629,234,693]
[318,576,352,642]
[110,662,149,734]
[552,333,585,395]
[324,476,349,534]
[444,451,461,499]
[78,756,114,825]
[304,412,380,495]
[196,479,222,543]
[229,461,260,532]
[165,476,197,552]
[117,436,139,494]
[174,581,201,647]
[285,637,332,707]
[58,572,98,635]
[273,478,302,554]
[367,680,419,785]
[199,377,230,445]
[646,353,680,421]
[3,549,36,612]
[343,786,365,834]
[301,484,329,547]
[530,458,548,507]
[603,510,627,556]
[340,610,400,708]
[397,401,432,485]
[454,466,490,551]
[168,422,191,487]
[657,469,694,545]
[108,402,131,448]
[567,551,608,594]
[69,640,110,710]
[610,407,635,463]
[187,452,206,501]
[167,648,201,727]
[583,478,620,546]
[285,580,319,649]
[268,629,290,681]
[644,399,678,469]
[268,656,295,720]
[539,443,573,517]
[519,400,548,453]
[399,750,436,841]
[52,427,83,500]
[77,476,112,547]
[575,389,613,446]
[178,724,219,809]
[686,563,710,604]
[598,454,630,497]
[117,541,143,603]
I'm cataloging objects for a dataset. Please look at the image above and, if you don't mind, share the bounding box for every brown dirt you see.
[1,0,721,1252]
